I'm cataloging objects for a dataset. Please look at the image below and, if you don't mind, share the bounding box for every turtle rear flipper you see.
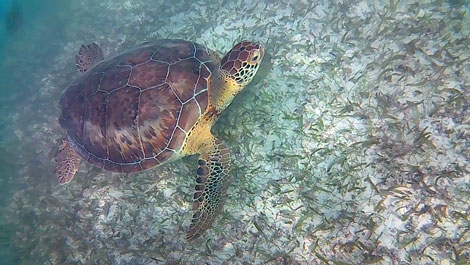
[186,138,231,241]
[75,43,104,73]
[54,140,81,184]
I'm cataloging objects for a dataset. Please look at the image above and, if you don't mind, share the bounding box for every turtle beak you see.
[259,46,265,61]
[250,47,271,87]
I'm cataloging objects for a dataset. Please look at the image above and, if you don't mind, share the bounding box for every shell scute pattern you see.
[99,65,131,92]
[129,61,168,89]
[83,91,107,157]
[168,58,203,102]
[60,40,214,173]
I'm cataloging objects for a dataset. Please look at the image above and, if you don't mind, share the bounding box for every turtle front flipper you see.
[186,138,231,241]
[54,140,81,184]
[75,43,104,73]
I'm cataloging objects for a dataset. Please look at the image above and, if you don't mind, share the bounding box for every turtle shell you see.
[59,39,216,173]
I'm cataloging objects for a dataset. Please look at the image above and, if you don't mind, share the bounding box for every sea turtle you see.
[55,39,264,240]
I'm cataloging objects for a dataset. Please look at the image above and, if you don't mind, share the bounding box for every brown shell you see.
[59,39,216,173]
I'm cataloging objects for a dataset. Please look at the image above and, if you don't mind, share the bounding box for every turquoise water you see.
[1,0,470,264]
[1,1,70,263]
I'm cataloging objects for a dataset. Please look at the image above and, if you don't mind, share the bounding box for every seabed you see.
[1,0,470,264]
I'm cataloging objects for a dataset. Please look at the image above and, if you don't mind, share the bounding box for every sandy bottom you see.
[2,0,470,264]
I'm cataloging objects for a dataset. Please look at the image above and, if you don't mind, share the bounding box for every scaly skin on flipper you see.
[186,137,231,241]
[55,140,81,184]
[75,43,104,73]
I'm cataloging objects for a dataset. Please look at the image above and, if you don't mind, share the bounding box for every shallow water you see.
[1,0,470,264]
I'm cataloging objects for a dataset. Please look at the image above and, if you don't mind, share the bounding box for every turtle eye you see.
[250,51,260,63]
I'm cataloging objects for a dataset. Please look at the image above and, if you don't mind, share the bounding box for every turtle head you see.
[220,41,265,88]
[210,41,264,115]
